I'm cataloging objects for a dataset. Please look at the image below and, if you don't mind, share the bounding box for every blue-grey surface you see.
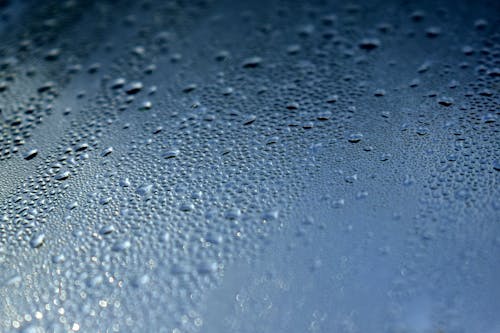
[0,0,499,332]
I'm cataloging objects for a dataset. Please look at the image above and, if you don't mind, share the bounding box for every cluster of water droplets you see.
[0,0,498,332]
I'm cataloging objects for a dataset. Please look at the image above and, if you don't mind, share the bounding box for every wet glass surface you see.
[0,0,499,332]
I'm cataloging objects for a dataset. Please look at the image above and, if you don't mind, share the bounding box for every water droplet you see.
[29,233,45,248]
[164,149,180,159]
[99,225,115,235]
[359,38,380,50]
[111,78,126,89]
[23,149,38,160]
[101,147,113,157]
[197,261,218,275]
[242,56,262,68]
[125,82,143,95]
[55,170,70,181]
[112,240,131,252]
[348,133,363,143]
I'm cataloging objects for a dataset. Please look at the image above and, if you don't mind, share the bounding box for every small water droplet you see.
[30,233,45,248]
